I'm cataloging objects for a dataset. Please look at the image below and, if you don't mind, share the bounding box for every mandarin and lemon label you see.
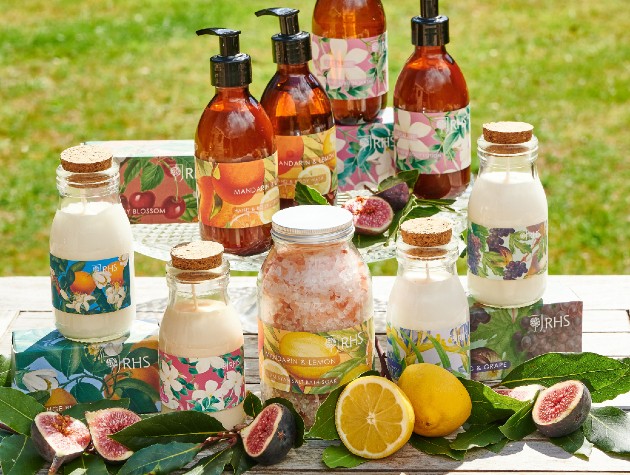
[196,154,279,228]
[259,318,374,395]
[276,128,337,200]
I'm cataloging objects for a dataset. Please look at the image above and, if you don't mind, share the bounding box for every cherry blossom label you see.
[386,321,470,380]
[50,254,132,315]
[467,221,548,280]
[394,106,471,175]
[311,33,388,100]
[159,347,245,412]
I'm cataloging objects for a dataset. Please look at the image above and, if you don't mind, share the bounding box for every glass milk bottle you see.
[467,122,548,307]
[159,241,245,429]
[386,218,470,380]
[50,145,135,342]
[258,206,374,427]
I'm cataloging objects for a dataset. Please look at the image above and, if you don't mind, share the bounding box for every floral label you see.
[159,347,245,412]
[259,319,374,395]
[196,154,279,228]
[394,106,471,175]
[467,221,548,280]
[276,128,337,200]
[50,254,132,315]
[336,119,396,192]
[311,33,388,100]
[386,322,470,380]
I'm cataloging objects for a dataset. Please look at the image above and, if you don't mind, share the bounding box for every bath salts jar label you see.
[311,33,388,100]
[386,321,470,380]
[50,254,132,315]
[195,154,279,228]
[394,106,471,175]
[467,221,548,280]
[158,347,245,412]
[277,128,337,200]
[259,318,374,394]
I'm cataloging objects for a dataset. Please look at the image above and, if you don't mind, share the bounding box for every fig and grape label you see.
[259,319,375,395]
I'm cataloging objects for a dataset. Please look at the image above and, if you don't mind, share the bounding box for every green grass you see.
[1,0,628,276]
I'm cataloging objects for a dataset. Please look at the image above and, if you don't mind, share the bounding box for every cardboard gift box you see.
[86,140,197,224]
[336,108,396,193]
[12,320,160,413]
[470,285,583,382]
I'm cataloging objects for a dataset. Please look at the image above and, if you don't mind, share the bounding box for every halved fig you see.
[342,195,394,236]
[31,412,91,474]
[532,380,591,437]
[241,403,296,465]
[85,408,141,463]
[494,384,545,401]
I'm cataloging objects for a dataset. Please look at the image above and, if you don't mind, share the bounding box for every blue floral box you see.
[470,286,582,382]
[336,108,396,192]
[11,320,160,413]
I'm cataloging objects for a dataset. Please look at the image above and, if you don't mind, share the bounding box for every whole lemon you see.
[397,363,472,437]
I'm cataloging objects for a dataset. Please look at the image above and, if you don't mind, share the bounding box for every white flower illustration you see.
[59,288,69,301]
[160,360,183,393]
[106,285,126,309]
[193,356,226,374]
[103,336,126,357]
[320,39,369,89]
[23,369,59,392]
[394,110,432,159]
[221,370,244,394]
[67,293,95,312]
[92,269,112,289]
[119,254,129,268]
[191,379,225,410]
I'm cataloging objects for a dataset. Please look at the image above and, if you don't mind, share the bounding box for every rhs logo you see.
[529,314,571,332]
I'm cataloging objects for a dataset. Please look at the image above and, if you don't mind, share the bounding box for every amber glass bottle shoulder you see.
[312,0,386,36]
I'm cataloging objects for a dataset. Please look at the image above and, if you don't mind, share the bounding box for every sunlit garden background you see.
[1,0,628,276]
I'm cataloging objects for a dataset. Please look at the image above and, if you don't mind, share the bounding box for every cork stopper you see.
[400,217,452,247]
[482,122,534,144]
[170,241,224,270]
[60,145,113,173]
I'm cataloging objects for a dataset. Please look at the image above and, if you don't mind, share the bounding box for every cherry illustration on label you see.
[129,191,156,209]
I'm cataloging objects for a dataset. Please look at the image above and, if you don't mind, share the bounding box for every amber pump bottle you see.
[394,0,470,199]
[195,28,279,256]
[258,7,336,208]
[312,0,388,125]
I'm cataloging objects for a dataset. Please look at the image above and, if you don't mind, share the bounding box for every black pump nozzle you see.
[196,27,252,87]
[412,0,449,46]
[255,7,311,65]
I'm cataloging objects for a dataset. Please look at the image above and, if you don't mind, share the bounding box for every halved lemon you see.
[335,375,415,459]
[262,359,291,392]
[259,186,280,223]
[297,164,331,195]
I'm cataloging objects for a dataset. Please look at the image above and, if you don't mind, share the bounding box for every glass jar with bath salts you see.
[50,145,135,342]
[159,241,245,429]
[467,122,548,307]
[386,218,470,381]
[258,206,374,427]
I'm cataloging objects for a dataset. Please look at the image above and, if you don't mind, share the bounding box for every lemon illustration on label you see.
[262,359,291,392]
[279,332,340,379]
[298,164,331,195]
[259,187,280,223]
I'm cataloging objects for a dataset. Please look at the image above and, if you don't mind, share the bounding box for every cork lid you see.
[482,122,534,144]
[400,217,452,247]
[170,241,224,270]
[60,145,113,173]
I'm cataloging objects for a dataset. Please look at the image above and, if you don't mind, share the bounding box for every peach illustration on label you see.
[278,136,305,176]
[212,160,265,205]
[70,271,97,295]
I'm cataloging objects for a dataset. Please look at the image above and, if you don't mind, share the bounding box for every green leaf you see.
[70,382,103,403]
[498,400,537,440]
[378,170,419,191]
[0,387,45,435]
[63,453,109,475]
[140,162,164,192]
[459,378,527,425]
[409,434,466,460]
[0,434,45,475]
[182,447,233,475]
[306,386,343,440]
[62,399,130,424]
[111,411,225,451]
[228,442,257,475]
[583,406,630,455]
[485,437,509,453]
[450,423,505,450]
[321,444,367,468]
[115,377,159,402]
[0,355,11,388]
[242,391,262,418]
[118,442,201,475]
[122,160,143,189]
[550,428,593,460]
[587,360,630,403]
[263,397,305,448]
[427,335,452,370]
[500,352,628,402]
[294,182,328,205]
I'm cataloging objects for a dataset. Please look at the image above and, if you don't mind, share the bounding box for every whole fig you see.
[376,181,410,211]
[241,403,296,465]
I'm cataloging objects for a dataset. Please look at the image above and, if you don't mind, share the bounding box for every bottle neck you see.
[215,86,252,100]
[477,136,539,176]
[56,164,121,201]
[396,240,459,277]
[414,45,448,56]
[166,262,230,310]
[276,63,311,75]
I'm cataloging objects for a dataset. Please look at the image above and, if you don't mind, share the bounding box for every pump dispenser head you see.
[412,0,450,46]
[255,7,311,65]
[196,27,252,87]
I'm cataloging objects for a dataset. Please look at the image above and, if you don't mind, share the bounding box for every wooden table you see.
[1,275,629,474]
